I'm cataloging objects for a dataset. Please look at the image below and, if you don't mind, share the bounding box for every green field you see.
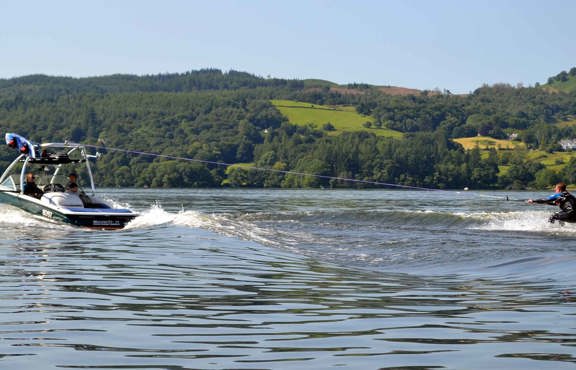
[525,150,576,171]
[454,135,576,182]
[499,150,576,179]
[271,99,403,138]
[453,136,525,150]
[545,79,576,93]
[556,117,576,128]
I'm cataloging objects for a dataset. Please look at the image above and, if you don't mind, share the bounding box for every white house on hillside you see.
[559,139,576,151]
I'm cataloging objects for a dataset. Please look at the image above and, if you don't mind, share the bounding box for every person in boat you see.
[23,173,44,199]
[66,182,79,194]
[66,175,91,206]
[67,172,79,188]
[68,172,87,194]
[66,181,88,206]
[527,182,576,223]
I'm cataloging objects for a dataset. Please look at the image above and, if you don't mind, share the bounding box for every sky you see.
[1,0,575,93]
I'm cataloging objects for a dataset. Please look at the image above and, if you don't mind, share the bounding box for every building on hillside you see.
[559,139,576,151]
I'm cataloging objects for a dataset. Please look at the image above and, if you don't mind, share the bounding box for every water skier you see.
[527,182,576,223]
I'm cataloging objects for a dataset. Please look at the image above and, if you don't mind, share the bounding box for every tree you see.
[323,122,336,131]
[2,68,576,190]
[501,155,544,189]
[534,168,561,190]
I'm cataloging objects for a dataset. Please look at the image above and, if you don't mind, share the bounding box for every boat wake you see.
[144,206,576,281]
[124,203,576,246]
[0,204,76,229]
[124,203,286,247]
[2,200,575,284]
[123,203,214,230]
[471,210,576,234]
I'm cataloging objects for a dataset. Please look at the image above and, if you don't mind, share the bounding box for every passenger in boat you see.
[23,173,44,199]
[66,182,79,194]
[67,172,91,204]
[67,172,79,188]
[527,182,576,223]
[67,180,93,206]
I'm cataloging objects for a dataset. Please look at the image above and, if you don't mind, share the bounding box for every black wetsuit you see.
[23,182,43,199]
[533,190,576,223]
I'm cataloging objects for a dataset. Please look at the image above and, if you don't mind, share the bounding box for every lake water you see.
[0,189,574,369]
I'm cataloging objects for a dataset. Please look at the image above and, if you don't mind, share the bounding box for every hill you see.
[1,68,576,190]
[543,67,576,93]
[0,70,306,96]
[0,71,424,98]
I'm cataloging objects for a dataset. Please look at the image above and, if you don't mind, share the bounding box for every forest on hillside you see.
[1,69,576,189]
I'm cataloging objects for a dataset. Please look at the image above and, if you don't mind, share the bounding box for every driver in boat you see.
[23,173,44,199]
[527,182,576,223]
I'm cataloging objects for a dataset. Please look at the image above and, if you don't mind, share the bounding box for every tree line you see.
[1,69,576,189]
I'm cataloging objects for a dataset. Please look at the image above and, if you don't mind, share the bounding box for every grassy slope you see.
[454,135,576,179]
[453,136,525,150]
[556,117,576,128]
[271,99,403,138]
[526,150,576,171]
[272,98,573,184]
[545,78,576,93]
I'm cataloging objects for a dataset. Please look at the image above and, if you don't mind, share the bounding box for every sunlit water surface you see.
[0,189,574,369]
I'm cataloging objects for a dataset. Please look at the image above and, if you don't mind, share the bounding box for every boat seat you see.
[43,183,66,193]
[41,192,84,208]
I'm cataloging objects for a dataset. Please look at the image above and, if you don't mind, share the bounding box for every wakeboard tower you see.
[0,133,138,229]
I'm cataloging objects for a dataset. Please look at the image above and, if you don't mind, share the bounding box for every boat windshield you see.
[0,176,17,191]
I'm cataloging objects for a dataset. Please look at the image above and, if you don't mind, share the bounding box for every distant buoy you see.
[464,187,469,191]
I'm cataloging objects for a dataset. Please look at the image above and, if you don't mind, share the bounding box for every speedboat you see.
[0,133,138,229]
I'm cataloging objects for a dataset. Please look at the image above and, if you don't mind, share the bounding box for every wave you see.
[227,208,576,234]
[124,204,576,250]
[3,202,574,281]
[481,254,576,282]
[4,198,568,235]
[0,206,43,228]
[170,207,576,281]
[0,204,73,230]
[469,210,576,234]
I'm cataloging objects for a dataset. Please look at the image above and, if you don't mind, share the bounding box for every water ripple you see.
[0,190,575,369]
